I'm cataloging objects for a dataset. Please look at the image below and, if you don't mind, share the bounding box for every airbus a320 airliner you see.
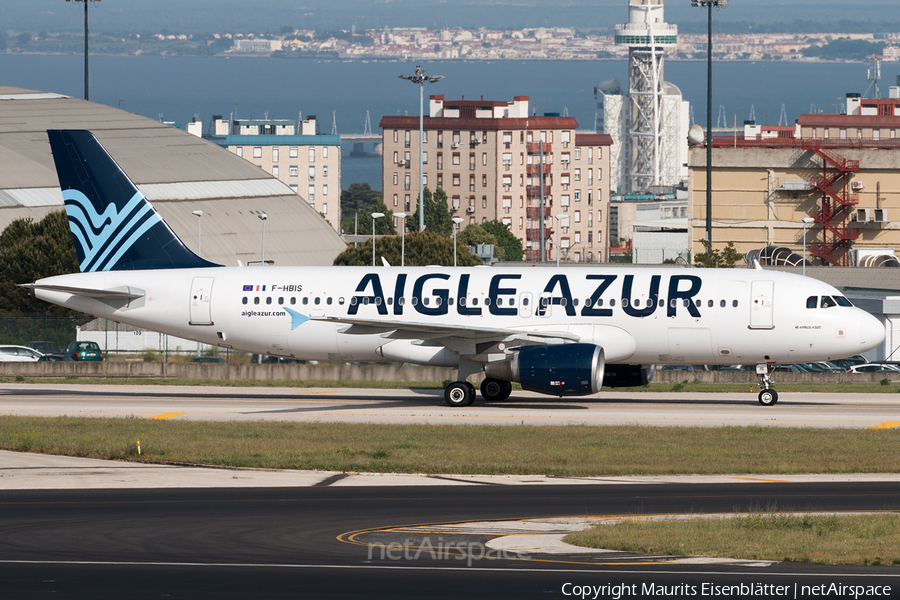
[29,130,885,407]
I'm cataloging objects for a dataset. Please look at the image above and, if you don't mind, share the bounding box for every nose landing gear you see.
[756,363,778,406]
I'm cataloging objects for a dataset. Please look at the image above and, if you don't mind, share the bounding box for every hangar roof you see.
[0,86,346,267]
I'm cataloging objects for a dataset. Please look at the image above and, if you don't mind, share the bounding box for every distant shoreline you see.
[3,51,885,65]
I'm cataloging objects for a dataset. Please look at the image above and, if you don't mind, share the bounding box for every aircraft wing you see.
[23,283,145,300]
[315,315,579,359]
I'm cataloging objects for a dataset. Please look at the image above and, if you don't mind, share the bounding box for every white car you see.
[0,345,44,362]
[846,363,900,374]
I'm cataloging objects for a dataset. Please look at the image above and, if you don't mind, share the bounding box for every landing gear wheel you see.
[444,381,476,407]
[480,378,513,402]
[758,389,778,406]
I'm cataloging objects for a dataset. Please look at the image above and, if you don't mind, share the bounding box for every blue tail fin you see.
[47,129,220,271]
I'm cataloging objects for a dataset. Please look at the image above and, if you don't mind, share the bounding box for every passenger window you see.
[327,297,333,305]
[658,299,664,307]
[254,297,260,305]
[621,298,629,308]
[387,297,393,305]
[339,297,345,305]
[303,297,309,305]
[806,296,817,309]
[399,298,405,305]
[314,297,320,305]
[374,297,380,305]
[496,298,503,306]
[695,300,701,308]
[821,296,837,308]
[423,297,430,306]
[350,297,357,305]
[720,299,726,308]
[522,297,529,306]
[558,298,565,307]
[290,297,296,305]
[242,297,248,305]
[573,298,578,307]
[266,297,272,305]
[472,298,479,306]
[278,297,284,304]
[449,297,454,305]
[484,297,492,306]
[683,299,690,307]
[610,299,616,307]
[732,300,738,307]
[669,299,676,308]
[459,297,467,306]
[707,299,713,308]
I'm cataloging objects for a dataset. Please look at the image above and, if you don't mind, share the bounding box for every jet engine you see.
[484,343,605,396]
[602,364,655,388]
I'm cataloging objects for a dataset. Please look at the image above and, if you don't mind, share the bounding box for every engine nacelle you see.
[484,344,605,397]
[602,364,655,388]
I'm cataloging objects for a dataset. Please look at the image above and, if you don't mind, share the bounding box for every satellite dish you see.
[688,124,705,145]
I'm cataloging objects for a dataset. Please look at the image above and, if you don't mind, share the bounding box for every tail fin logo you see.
[64,188,162,272]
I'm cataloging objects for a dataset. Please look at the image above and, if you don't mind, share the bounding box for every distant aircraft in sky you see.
[29,130,885,407]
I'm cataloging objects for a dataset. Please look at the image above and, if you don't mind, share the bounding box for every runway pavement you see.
[2,382,900,428]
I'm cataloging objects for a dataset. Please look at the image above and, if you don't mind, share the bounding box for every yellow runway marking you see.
[730,476,794,483]
[146,412,187,420]
[869,421,900,429]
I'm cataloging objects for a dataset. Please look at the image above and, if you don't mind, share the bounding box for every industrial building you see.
[689,92,900,267]
[206,115,343,232]
[380,95,613,262]
[0,86,345,268]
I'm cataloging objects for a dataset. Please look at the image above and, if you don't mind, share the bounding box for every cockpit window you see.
[820,296,837,308]
[834,295,853,307]
[806,296,817,309]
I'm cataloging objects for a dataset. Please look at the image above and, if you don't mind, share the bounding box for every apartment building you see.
[207,115,342,231]
[380,95,612,262]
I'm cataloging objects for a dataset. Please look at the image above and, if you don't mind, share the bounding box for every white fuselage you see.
[34,265,884,368]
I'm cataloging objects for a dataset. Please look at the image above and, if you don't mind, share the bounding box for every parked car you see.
[772,364,809,373]
[660,364,695,371]
[847,363,900,374]
[0,345,44,362]
[25,341,61,355]
[798,361,843,373]
[38,354,75,362]
[63,341,103,361]
[190,356,225,363]
[832,355,869,370]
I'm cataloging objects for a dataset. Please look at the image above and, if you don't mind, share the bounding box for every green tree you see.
[409,187,452,237]
[694,240,742,268]
[0,211,79,313]
[333,232,479,267]
[482,220,524,261]
[340,183,394,235]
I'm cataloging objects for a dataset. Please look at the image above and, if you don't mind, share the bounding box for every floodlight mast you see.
[691,0,728,257]
[399,66,443,234]
[66,0,100,101]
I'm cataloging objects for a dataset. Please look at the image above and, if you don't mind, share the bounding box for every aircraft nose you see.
[858,311,886,352]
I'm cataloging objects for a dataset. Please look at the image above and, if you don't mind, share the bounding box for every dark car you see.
[38,354,76,362]
[190,356,226,363]
[25,341,61,355]
[63,341,103,361]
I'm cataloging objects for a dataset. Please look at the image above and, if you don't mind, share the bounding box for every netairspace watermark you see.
[367,537,530,567]
[561,582,893,600]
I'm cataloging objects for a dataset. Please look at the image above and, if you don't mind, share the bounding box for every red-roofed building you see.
[381,95,612,262]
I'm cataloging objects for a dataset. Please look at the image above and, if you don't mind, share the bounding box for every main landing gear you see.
[480,378,513,402]
[444,381,477,407]
[756,363,778,406]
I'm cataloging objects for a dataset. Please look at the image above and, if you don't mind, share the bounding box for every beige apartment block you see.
[208,116,342,232]
[380,95,612,262]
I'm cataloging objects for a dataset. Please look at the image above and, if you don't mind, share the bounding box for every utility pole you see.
[66,0,99,101]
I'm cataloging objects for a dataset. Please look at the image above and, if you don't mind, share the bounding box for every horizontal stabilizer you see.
[22,283,145,300]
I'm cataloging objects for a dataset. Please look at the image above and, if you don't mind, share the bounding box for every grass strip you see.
[563,511,900,566]
[1,417,898,476]
[3,376,900,394]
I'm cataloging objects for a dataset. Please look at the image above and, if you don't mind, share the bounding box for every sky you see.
[8,1,900,35]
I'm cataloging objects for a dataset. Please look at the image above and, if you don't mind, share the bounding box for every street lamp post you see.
[691,0,727,258]
[802,216,815,277]
[371,212,385,266]
[393,212,407,267]
[258,213,267,265]
[452,216,464,267]
[192,210,203,256]
[399,66,443,234]
[554,214,569,268]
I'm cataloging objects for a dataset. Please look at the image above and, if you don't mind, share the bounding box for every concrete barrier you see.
[0,361,897,387]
